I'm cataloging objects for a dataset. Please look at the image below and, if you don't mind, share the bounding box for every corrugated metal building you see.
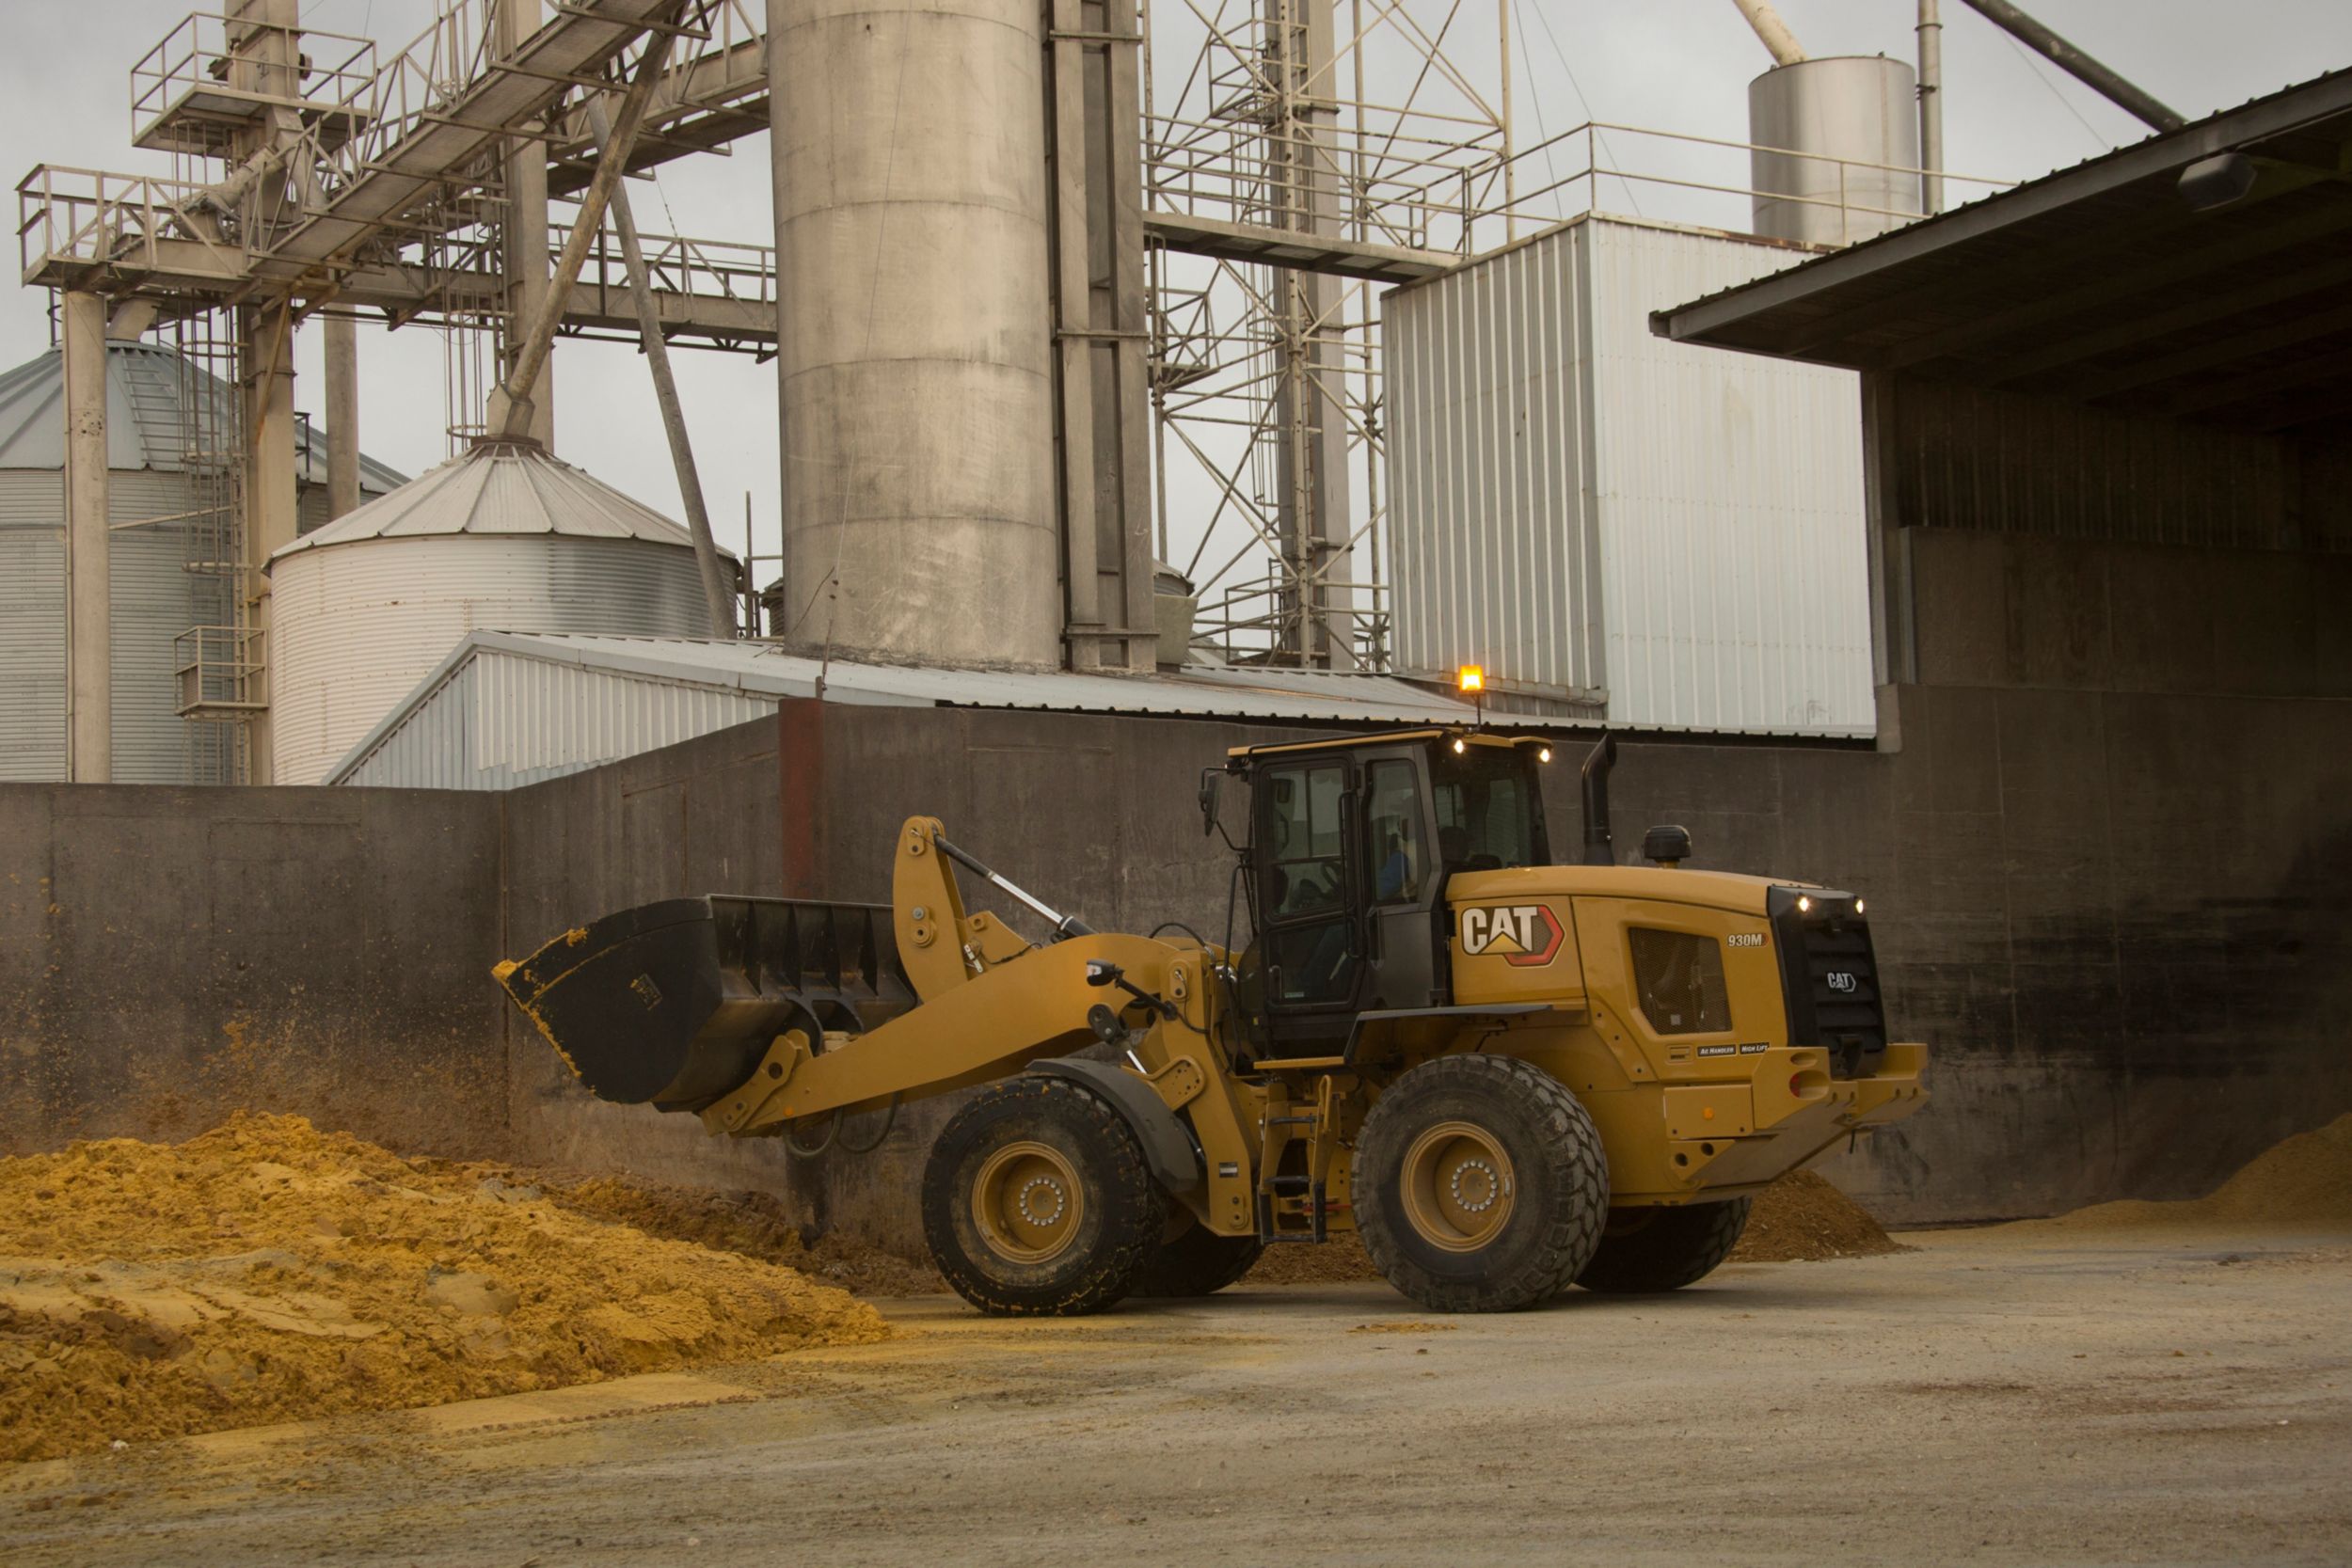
[329,631,1483,790]
[1384,214,1876,737]
[0,339,404,783]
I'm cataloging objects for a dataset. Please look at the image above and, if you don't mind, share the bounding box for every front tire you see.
[1575,1198,1752,1293]
[921,1077,1160,1316]
[1354,1054,1609,1313]
[1129,1215,1264,1298]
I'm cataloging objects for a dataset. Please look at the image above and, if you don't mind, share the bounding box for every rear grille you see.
[1767,887,1886,1079]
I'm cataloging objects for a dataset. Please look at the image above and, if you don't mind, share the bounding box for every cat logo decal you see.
[1459,904,1565,967]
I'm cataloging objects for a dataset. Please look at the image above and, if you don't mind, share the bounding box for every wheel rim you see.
[1399,1120,1517,1253]
[971,1140,1086,1264]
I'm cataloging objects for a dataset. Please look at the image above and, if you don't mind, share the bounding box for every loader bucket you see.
[495,895,918,1112]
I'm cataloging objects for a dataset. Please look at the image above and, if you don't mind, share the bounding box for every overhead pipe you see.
[1917,0,1946,214]
[496,24,675,436]
[1729,0,1808,68]
[585,97,737,638]
[1955,0,2184,134]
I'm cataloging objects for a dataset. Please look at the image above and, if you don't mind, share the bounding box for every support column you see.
[1267,0,1355,667]
[499,0,555,446]
[325,313,360,519]
[61,291,111,783]
[1047,0,1154,672]
[244,302,299,784]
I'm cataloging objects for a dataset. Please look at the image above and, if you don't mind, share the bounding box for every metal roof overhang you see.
[1651,70,2352,436]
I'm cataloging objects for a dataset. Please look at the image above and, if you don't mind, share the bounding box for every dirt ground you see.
[7,1220,2346,1567]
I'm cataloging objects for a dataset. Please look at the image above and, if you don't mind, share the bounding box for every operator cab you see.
[1207,731,1555,1058]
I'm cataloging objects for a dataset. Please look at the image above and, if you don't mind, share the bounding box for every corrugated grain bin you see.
[267,437,736,786]
[1384,214,1876,737]
[0,339,398,783]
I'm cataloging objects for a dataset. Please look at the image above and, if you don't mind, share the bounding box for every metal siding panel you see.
[0,468,232,783]
[1384,224,1604,705]
[1587,220,1873,736]
[340,648,776,790]
[0,519,66,780]
[1387,217,1871,736]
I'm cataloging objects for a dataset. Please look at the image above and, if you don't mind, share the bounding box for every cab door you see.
[1255,756,1366,1053]
[1359,748,1445,1011]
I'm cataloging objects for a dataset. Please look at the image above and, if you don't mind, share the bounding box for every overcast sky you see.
[3,0,2346,587]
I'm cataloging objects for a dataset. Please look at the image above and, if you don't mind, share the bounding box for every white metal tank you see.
[265,437,734,785]
[769,0,1058,670]
[1749,55,1922,245]
[0,339,399,783]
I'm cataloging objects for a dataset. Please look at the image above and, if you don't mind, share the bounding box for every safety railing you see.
[1191,569,1391,671]
[15,166,244,284]
[173,626,266,719]
[130,11,378,156]
[1419,120,2015,256]
[557,219,777,317]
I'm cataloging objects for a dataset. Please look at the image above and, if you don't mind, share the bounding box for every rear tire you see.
[1575,1197,1752,1293]
[1354,1054,1609,1313]
[1128,1215,1264,1298]
[921,1077,1160,1316]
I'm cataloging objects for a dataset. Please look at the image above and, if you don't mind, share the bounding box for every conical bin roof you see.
[270,436,728,565]
[0,338,405,491]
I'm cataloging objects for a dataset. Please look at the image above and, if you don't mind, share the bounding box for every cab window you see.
[1263,764,1347,919]
[1261,762,1356,1006]
[1431,748,1538,870]
[1629,927,1731,1035]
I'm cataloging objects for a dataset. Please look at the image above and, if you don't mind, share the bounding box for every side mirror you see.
[1199,770,1222,838]
[1085,959,1121,988]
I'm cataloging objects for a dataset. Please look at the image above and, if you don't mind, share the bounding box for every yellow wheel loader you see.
[497,730,1926,1315]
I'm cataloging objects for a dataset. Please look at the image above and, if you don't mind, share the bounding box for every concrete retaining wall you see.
[0,784,506,1158]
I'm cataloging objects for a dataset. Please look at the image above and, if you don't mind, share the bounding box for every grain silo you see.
[0,337,400,784]
[1749,55,1923,245]
[265,436,736,785]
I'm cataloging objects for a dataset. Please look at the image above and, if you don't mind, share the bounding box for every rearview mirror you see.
[1198,769,1222,838]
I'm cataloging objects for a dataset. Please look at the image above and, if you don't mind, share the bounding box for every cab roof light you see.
[1456,664,1485,695]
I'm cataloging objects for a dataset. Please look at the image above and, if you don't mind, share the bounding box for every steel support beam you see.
[242,299,299,785]
[587,96,735,635]
[61,290,112,783]
[325,312,361,518]
[501,0,558,445]
[1954,0,2183,135]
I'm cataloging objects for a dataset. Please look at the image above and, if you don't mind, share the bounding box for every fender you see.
[1025,1057,1204,1197]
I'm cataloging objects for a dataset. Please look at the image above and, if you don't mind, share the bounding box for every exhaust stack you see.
[1580,735,1618,866]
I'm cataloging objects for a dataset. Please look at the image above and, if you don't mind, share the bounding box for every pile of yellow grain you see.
[2026,1112,2352,1232]
[0,1114,885,1463]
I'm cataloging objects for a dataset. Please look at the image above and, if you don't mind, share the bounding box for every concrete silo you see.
[265,437,737,785]
[0,337,399,784]
[767,0,1058,670]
